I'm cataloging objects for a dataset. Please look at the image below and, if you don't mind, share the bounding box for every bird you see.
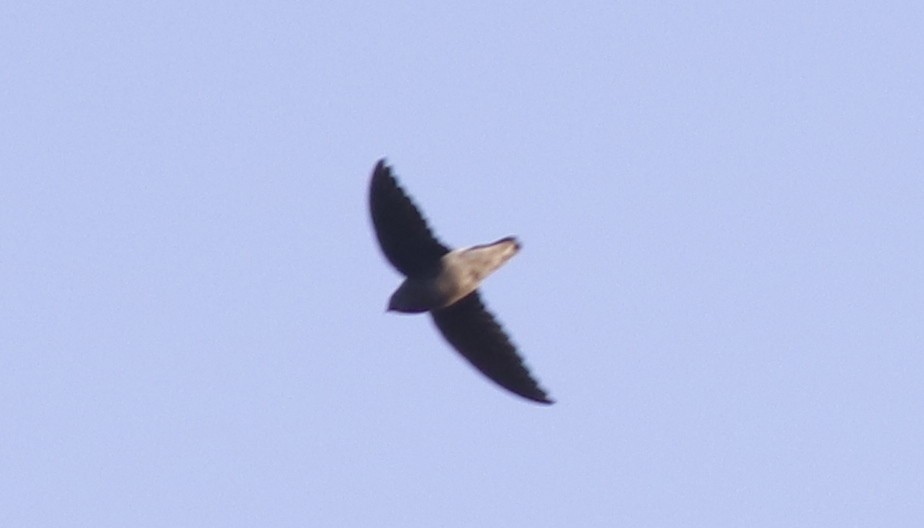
[368,159,553,405]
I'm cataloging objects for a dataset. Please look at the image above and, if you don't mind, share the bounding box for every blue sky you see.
[2,2,922,526]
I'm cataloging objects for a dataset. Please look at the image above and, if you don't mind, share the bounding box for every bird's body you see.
[388,237,521,313]
[369,159,553,404]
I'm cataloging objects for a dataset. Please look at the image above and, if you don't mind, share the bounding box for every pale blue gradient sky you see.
[2,2,922,526]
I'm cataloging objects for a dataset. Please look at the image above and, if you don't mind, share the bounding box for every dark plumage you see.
[431,291,553,404]
[369,159,553,405]
[369,160,449,278]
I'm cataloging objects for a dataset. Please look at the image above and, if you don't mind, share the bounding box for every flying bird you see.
[369,159,553,404]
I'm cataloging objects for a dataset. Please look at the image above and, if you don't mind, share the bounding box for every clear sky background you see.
[3,2,922,526]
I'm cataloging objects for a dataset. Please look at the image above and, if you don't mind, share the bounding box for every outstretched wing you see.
[369,159,450,277]
[431,291,554,404]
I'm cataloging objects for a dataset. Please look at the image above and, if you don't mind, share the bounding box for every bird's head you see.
[386,281,433,314]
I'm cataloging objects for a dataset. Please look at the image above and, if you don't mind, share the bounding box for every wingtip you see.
[525,391,555,405]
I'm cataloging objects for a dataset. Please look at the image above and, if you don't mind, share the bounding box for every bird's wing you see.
[369,159,450,277]
[431,291,553,404]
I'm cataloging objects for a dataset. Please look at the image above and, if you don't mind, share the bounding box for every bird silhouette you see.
[369,159,553,404]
